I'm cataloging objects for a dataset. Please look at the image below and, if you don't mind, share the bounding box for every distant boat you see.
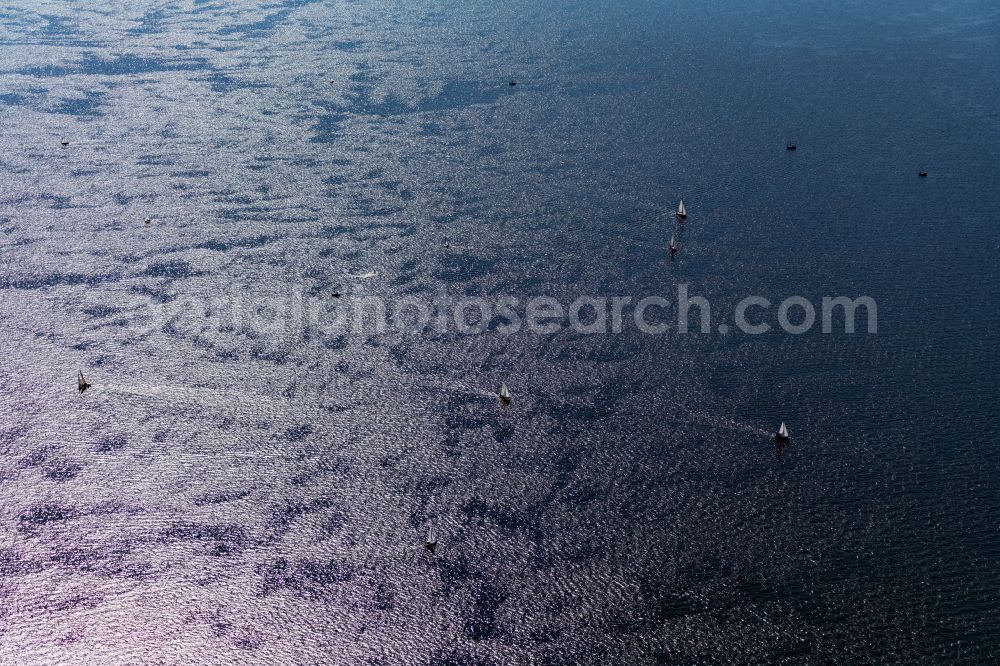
[676,200,687,219]
[144,216,152,225]
[509,81,517,86]
[498,382,512,405]
[77,370,91,394]
[786,143,797,151]
[60,138,69,147]
[668,233,678,257]
[774,421,790,444]
[424,526,437,555]
[919,171,928,177]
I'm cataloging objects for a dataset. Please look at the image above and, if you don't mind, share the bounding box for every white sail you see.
[669,234,677,249]
[677,200,686,216]
[424,525,437,554]
[778,422,789,438]
[499,382,511,400]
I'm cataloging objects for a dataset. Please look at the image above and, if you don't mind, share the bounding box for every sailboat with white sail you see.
[498,382,511,405]
[774,421,790,444]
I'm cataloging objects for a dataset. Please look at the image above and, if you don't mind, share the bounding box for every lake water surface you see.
[0,0,998,663]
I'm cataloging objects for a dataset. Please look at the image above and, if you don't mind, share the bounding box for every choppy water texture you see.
[1,0,999,663]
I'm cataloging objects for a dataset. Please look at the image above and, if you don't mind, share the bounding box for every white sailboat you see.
[498,382,512,405]
[424,526,437,555]
[676,200,687,219]
[774,421,790,443]
[668,233,678,256]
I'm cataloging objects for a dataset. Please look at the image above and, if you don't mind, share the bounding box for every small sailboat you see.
[786,143,797,151]
[774,421,790,444]
[60,138,70,147]
[143,216,152,225]
[498,382,512,405]
[424,526,437,555]
[668,233,678,257]
[77,370,91,394]
[676,200,687,220]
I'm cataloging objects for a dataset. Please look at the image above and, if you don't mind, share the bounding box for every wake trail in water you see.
[684,408,769,437]
[399,375,498,400]
[100,382,311,415]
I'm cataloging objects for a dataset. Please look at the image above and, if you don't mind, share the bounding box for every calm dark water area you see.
[1,0,999,663]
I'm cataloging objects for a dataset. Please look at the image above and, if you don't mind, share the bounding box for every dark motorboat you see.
[786,143,797,150]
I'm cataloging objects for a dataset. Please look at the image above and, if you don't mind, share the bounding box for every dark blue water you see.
[1,0,998,663]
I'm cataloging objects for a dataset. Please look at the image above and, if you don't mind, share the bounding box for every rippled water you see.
[1,0,999,663]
